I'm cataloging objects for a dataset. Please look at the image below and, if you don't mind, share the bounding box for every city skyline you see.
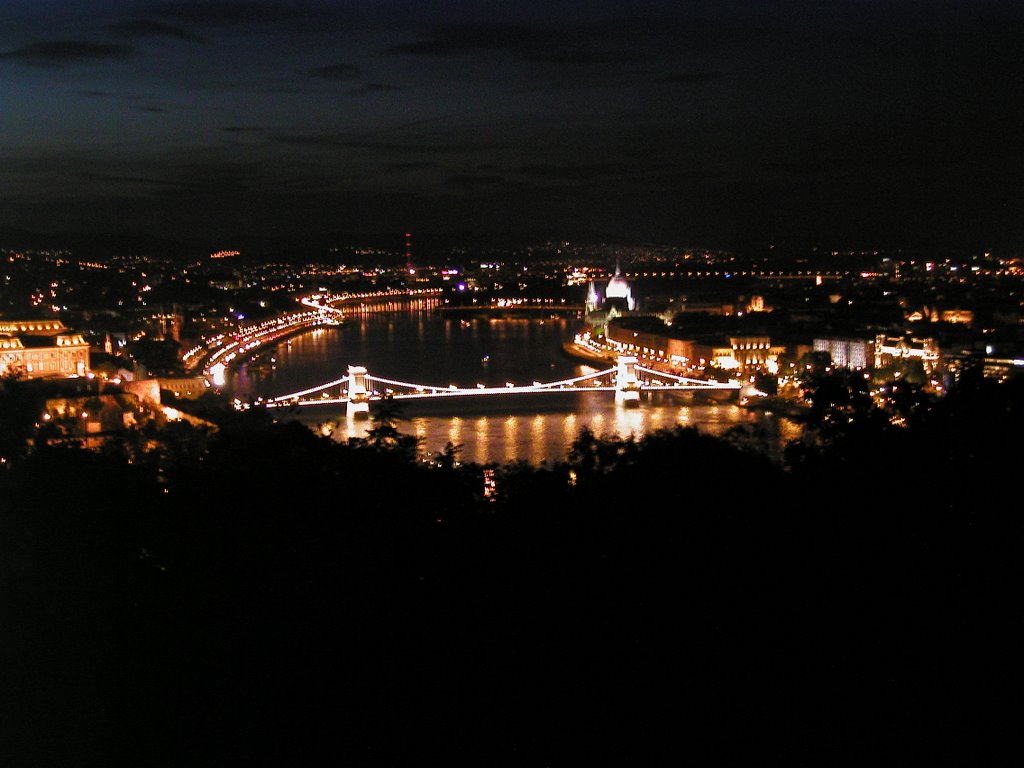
[4,1,1024,250]
[4,5,1024,752]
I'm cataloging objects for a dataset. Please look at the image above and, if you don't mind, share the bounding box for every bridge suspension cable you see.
[267,360,738,406]
[364,375,458,394]
[270,375,349,402]
[634,364,739,388]
[365,366,617,394]
[527,367,617,389]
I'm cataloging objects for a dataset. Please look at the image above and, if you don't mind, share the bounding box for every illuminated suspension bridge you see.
[263,355,741,417]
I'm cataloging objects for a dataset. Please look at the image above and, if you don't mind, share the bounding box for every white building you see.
[813,337,875,369]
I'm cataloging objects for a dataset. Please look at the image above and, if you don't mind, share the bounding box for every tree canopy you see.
[1,373,1020,764]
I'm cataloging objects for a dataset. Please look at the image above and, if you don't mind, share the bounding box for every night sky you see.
[3,1,1024,250]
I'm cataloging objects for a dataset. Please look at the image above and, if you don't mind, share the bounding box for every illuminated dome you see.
[604,261,635,310]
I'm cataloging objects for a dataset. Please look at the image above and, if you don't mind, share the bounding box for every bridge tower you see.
[346,365,370,418]
[614,355,641,407]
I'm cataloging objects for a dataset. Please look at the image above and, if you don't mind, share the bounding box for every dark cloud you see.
[447,174,504,189]
[647,169,724,186]
[137,160,261,197]
[348,83,401,96]
[387,24,546,56]
[371,115,458,135]
[273,133,487,155]
[388,161,437,170]
[74,172,189,187]
[180,160,259,182]
[657,71,722,85]
[149,2,323,26]
[0,41,136,66]
[760,161,826,176]
[271,117,486,155]
[107,19,205,43]
[387,22,651,73]
[271,133,355,148]
[517,163,633,182]
[308,63,360,80]
[6,2,1023,248]
[526,50,643,66]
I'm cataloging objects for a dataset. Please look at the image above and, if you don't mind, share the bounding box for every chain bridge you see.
[264,355,741,417]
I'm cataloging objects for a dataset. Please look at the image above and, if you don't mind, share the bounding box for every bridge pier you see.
[346,365,370,418]
[614,355,641,407]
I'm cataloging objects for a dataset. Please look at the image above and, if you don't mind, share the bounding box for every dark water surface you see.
[229,305,798,464]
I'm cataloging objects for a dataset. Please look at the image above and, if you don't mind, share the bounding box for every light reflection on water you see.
[230,308,801,465]
[298,397,800,466]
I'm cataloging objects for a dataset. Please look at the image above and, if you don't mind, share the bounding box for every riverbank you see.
[235,313,794,464]
[740,395,809,419]
[561,340,615,366]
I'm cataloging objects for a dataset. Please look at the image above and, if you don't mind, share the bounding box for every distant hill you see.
[0,225,701,263]
[0,226,197,259]
[0,226,554,263]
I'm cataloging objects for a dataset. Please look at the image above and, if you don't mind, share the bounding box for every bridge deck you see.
[268,382,739,407]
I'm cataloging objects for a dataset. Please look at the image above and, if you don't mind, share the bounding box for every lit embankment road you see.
[188,309,334,384]
[304,287,442,314]
[182,288,442,384]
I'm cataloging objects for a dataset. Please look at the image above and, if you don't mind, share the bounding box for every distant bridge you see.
[264,355,741,417]
[435,303,585,318]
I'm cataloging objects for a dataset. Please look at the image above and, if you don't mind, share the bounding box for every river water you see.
[229,302,799,465]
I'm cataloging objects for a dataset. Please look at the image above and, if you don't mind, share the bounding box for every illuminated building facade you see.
[874,334,940,372]
[605,324,781,374]
[607,324,695,367]
[696,336,781,372]
[585,261,635,336]
[586,261,636,314]
[813,337,875,369]
[44,394,140,445]
[603,261,636,311]
[0,319,90,379]
[157,377,211,399]
[149,310,182,343]
[906,306,974,325]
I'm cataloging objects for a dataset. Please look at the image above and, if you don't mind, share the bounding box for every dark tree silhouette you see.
[1,373,1020,765]
[0,374,43,463]
[361,394,420,458]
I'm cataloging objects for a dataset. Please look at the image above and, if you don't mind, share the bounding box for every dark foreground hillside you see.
[1,377,1020,765]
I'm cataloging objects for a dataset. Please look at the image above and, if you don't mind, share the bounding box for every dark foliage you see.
[125,338,183,377]
[1,379,1020,764]
[0,373,40,463]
